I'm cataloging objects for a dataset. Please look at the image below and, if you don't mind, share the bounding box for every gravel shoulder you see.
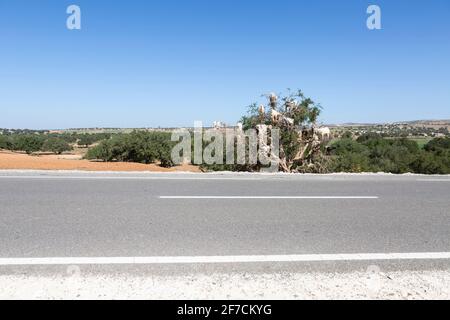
[1,270,449,300]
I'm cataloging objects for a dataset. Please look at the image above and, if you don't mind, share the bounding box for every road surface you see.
[0,170,449,274]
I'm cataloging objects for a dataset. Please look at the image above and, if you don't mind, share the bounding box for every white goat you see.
[316,127,331,141]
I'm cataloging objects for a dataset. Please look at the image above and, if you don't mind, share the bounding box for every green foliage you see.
[424,137,450,153]
[410,152,449,174]
[240,90,322,131]
[85,131,175,167]
[11,135,45,154]
[329,136,450,174]
[0,135,8,149]
[85,139,114,161]
[42,138,73,154]
[331,138,369,155]
[77,134,97,148]
[240,103,262,131]
[328,139,371,172]
[75,133,111,148]
[356,133,383,143]
[341,131,353,139]
[279,127,301,168]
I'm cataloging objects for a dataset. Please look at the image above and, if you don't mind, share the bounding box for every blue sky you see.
[0,0,449,129]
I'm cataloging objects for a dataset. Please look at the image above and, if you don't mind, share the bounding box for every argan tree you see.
[13,134,45,155]
[241,90,328,172]
[77,134,96,148]
[42,137,73,155]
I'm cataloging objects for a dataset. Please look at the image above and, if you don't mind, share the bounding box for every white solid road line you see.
[0,176,262,181]
[417,179,450,182]
[159,196,379,199]
[0,252,449,266]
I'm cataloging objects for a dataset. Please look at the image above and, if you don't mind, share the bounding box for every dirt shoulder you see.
[0,151,200,172]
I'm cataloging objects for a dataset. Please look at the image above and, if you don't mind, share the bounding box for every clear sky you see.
[0,0,449,129]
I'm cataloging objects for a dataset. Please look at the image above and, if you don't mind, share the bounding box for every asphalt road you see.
[0,171,449,273]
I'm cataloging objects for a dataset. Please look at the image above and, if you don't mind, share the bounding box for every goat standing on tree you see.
[241,89,329,173]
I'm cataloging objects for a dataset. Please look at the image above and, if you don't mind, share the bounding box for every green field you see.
[408,137,433,148]
[382,136,432,148]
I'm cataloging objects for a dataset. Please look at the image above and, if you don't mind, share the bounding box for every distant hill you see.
[2,119,450,132]
[393,120,450,127]
[327,119,450,129]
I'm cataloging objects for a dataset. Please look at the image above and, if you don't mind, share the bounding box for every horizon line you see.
[2,118,450,131]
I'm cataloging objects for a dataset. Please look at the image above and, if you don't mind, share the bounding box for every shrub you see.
[77,134,97,148]
[425,137,450,153]
[341,131,353,139]
[410,152,449,174]
[0,135,8,149]
[85,139,114,161]
[330,138,369,155]
[42,138,73,154]
[84,131,175,167]
[328,139,371,172]
[12,135,44,154]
